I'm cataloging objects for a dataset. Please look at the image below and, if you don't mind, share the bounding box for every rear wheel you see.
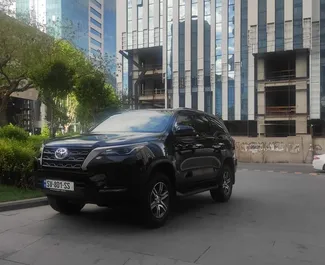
[48,196,85,215]
[210,165,233,203]
[143,173,172,228]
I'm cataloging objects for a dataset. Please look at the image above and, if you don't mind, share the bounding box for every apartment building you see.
[117,0,325,136]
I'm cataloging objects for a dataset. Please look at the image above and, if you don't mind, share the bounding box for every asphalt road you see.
[1,168,325,265]
[239,162,320,175]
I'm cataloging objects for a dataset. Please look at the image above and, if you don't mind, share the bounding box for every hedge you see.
[0,125,48,188]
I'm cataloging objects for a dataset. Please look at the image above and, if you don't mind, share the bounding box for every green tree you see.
[30,40,79,137]
[0,12,54,125]
[74,71,120,130]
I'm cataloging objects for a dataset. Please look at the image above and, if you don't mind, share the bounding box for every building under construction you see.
[116,0,325,137]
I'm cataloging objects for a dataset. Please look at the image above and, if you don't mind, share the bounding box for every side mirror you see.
[174,125,196,137]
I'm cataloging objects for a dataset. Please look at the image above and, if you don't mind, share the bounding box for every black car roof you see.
[121,108,223,120]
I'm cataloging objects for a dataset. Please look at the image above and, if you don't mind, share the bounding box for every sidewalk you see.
[0,197,48,212]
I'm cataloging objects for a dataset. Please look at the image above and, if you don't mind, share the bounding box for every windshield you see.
[91,110,173,133]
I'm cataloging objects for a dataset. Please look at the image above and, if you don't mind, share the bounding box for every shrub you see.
[0,124,29,141]
[0,139,35,187]
[41,124,50,138]
[28,135,48,154]
[0,125,49,188]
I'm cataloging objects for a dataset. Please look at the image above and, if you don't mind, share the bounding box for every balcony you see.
[265,106,296,116]
[139,88,165,101]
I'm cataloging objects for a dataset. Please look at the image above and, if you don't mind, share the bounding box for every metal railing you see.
[140,88,165,96]
[265,106,296,115]
[265,69,296,81]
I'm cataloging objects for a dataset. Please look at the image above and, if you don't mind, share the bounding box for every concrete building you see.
[116,0,325,137]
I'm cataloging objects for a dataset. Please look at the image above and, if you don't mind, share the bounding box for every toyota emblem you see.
[54,148,68,160]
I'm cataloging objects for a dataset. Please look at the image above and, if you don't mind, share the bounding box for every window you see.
[192,114,210,135]
[92,111,173,133]
[90,7,102,19]
[91,0,101,9]
[208,116,228,136]
[176,113,193,127]
[91,48,101,56]
[90,17,101,28]
[90,27,101,38]
[91,38,101,47]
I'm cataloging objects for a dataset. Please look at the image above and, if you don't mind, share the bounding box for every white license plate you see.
[44,180,74,191]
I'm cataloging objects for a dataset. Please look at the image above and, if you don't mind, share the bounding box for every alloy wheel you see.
[222,171,232,196]
[150,182,169,219]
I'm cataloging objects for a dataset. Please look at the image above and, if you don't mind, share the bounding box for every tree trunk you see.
[50,107,56,138]
[0,95,10,126]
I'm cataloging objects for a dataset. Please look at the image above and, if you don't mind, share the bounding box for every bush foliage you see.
[0,125,48,188]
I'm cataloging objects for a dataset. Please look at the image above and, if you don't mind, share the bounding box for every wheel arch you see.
[147,160,176,189]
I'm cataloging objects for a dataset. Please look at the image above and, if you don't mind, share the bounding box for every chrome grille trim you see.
[41,147,92,170]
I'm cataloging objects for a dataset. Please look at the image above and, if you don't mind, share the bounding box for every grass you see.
[0,185,44,203]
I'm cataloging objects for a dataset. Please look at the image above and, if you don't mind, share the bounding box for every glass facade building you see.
[215,0,222,116]
[15,0,116,87]
[117,0,325,135]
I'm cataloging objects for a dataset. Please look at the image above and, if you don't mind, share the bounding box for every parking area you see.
[1,169,325,265]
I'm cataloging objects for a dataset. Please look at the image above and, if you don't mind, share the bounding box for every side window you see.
[191,114,210,136]
[175,112,193,127]
[208,116,227,137]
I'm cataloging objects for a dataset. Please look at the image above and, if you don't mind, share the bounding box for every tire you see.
[143,172,172,228]
[210,164,233,203]
[48,196,85,215]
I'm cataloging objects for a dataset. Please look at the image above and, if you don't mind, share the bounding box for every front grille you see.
[41,147,92,170]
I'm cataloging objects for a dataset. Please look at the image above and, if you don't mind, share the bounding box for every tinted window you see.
[192,114,210,136]
[91,111,173,133]
[208,116,228,136]
[176,112,193,127]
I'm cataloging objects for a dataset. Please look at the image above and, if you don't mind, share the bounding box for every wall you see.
[233,135,325,163]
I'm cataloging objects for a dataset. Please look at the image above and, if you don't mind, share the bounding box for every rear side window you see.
[208,116,228,137]
[175,112,210,136]
[191,114,210,136]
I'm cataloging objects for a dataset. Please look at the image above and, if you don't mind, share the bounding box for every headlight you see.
[99,143,147,156]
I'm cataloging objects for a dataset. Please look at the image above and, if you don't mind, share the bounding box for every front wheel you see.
[143,173,172,228]
[210,165,233,203]
[48,196,85,215]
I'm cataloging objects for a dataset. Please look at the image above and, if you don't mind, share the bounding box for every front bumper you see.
[35,161,146,206]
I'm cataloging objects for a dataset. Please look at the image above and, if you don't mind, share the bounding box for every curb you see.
[238,168,322,176]
[0,197,48,212]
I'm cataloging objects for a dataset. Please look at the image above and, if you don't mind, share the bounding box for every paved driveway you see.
[1,169,325,265]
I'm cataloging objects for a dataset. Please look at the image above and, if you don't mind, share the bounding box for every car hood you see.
[44,132,166,148]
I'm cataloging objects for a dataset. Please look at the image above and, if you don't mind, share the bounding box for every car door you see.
[173,111,202,192]
[190,113,218,183]
[207,116,230,176]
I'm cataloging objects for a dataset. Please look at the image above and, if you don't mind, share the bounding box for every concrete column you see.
[234,0,241,120]
[257,84,265,115]
[247,0,258,120]
[296,52,308,78]
[284,0,293,51]
[296,116,307,135]
[197,0,204,111]
[210,0,216,115]
[257,58,265,81]
[296,81,308,115]
[185,0,192,108]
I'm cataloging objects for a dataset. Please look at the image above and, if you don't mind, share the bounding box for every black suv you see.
[35,108,237,227]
